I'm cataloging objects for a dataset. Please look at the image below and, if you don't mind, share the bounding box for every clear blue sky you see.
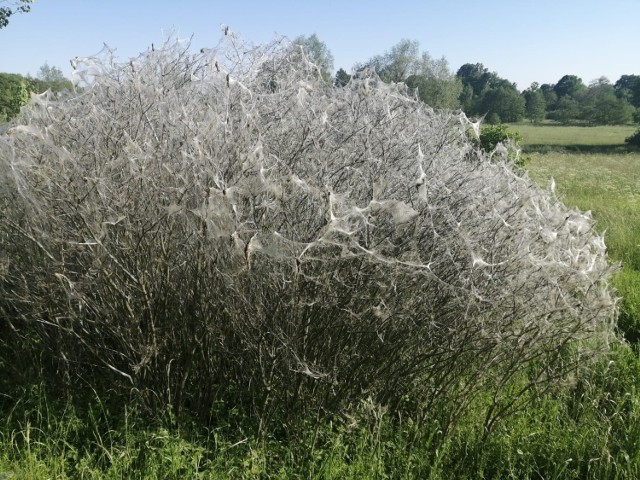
[1,0,639,90]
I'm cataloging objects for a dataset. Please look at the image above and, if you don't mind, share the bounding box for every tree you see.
[292,34,334,83]
[614,74,640,108]
[37,62,67,82]
[0,73,29,121]
[0,0,32,28]
[360,40,461,109]
[334,68,351,87]
[477,86,525,123]
[539,83,558,111]
[553,75,586,99]
[548,96,580,124]
[361,39,420,83]
[28,63,73,93]
[459,84,475,112]
[456,63,516,117]
[404,52,462,110]
[524,85,546,123]
[456,63,507,96]
[581,78,634,125]
[456,63,493,95]
[405,74,462,110]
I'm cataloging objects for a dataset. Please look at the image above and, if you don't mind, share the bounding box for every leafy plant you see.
[625,128,640,146]
[472,123,529,168]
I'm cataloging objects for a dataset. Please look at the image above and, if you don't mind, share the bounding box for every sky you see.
[1,0,639,91]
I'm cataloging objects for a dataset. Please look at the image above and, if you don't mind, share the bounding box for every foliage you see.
[626,128,640,146]
[0,66,72,122]
[523,85,546,123]
[580,77,634,125]
[360,39,461,110]
[0,0,32,28]
[615,74,640,108]
[0,34,617,436]
[456,63,522,121]
[27,63,74,94]
[405,73,462,110]
[292,33,334,83]
[473,123,528,168]
[456,63,496,99]
[361,38,420,83]
[477,86,525,123]
[36,62,67,82]
[540,83,558,109]
[547,96,582,124]
[334,67,351,87]
[553,74,587,99]
[0,73,29,121]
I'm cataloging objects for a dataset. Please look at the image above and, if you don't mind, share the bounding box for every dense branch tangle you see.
[0,32,617,432]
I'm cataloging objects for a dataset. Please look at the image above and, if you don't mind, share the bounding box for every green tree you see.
[334,68,351,87]
[459,83,474,112]
[540,83,558,111]
[404,52,461,110]
[524,84,546,123]
[360,40,460,109]
[548,96,580,124]
[0,0,32,28]
[478,86,525,123]
[614,74,640,108]
[0,73,29,120]
[456,63,495,96]
[456,63,516,117]
[582,78,634,125]
[37,62,67,82]
[361,39,420,83]
[553,74,586,99]
[292,34,334,83]
[405,74,462,109]
[28,63,73,93]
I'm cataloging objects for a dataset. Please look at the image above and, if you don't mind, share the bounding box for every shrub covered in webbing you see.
[0,32,617,432]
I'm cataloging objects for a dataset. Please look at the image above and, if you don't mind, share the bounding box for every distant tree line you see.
[311,36,639,127]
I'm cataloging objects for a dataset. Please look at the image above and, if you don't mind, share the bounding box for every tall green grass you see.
[2,348,640,479]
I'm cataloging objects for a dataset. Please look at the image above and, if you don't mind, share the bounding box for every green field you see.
[513,122,638,152]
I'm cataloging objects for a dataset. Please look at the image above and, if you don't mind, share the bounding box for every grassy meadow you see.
[514,122,638,153]
[2,122,640,479]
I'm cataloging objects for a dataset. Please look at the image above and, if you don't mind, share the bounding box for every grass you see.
[2,350,640,479]
[511,122,638,153]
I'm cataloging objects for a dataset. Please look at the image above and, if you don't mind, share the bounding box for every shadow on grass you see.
[523,144,639,154]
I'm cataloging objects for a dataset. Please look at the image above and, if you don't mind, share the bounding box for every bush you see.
[0,34,618,432]
[472,123,528,168]
[626,128,640,146]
